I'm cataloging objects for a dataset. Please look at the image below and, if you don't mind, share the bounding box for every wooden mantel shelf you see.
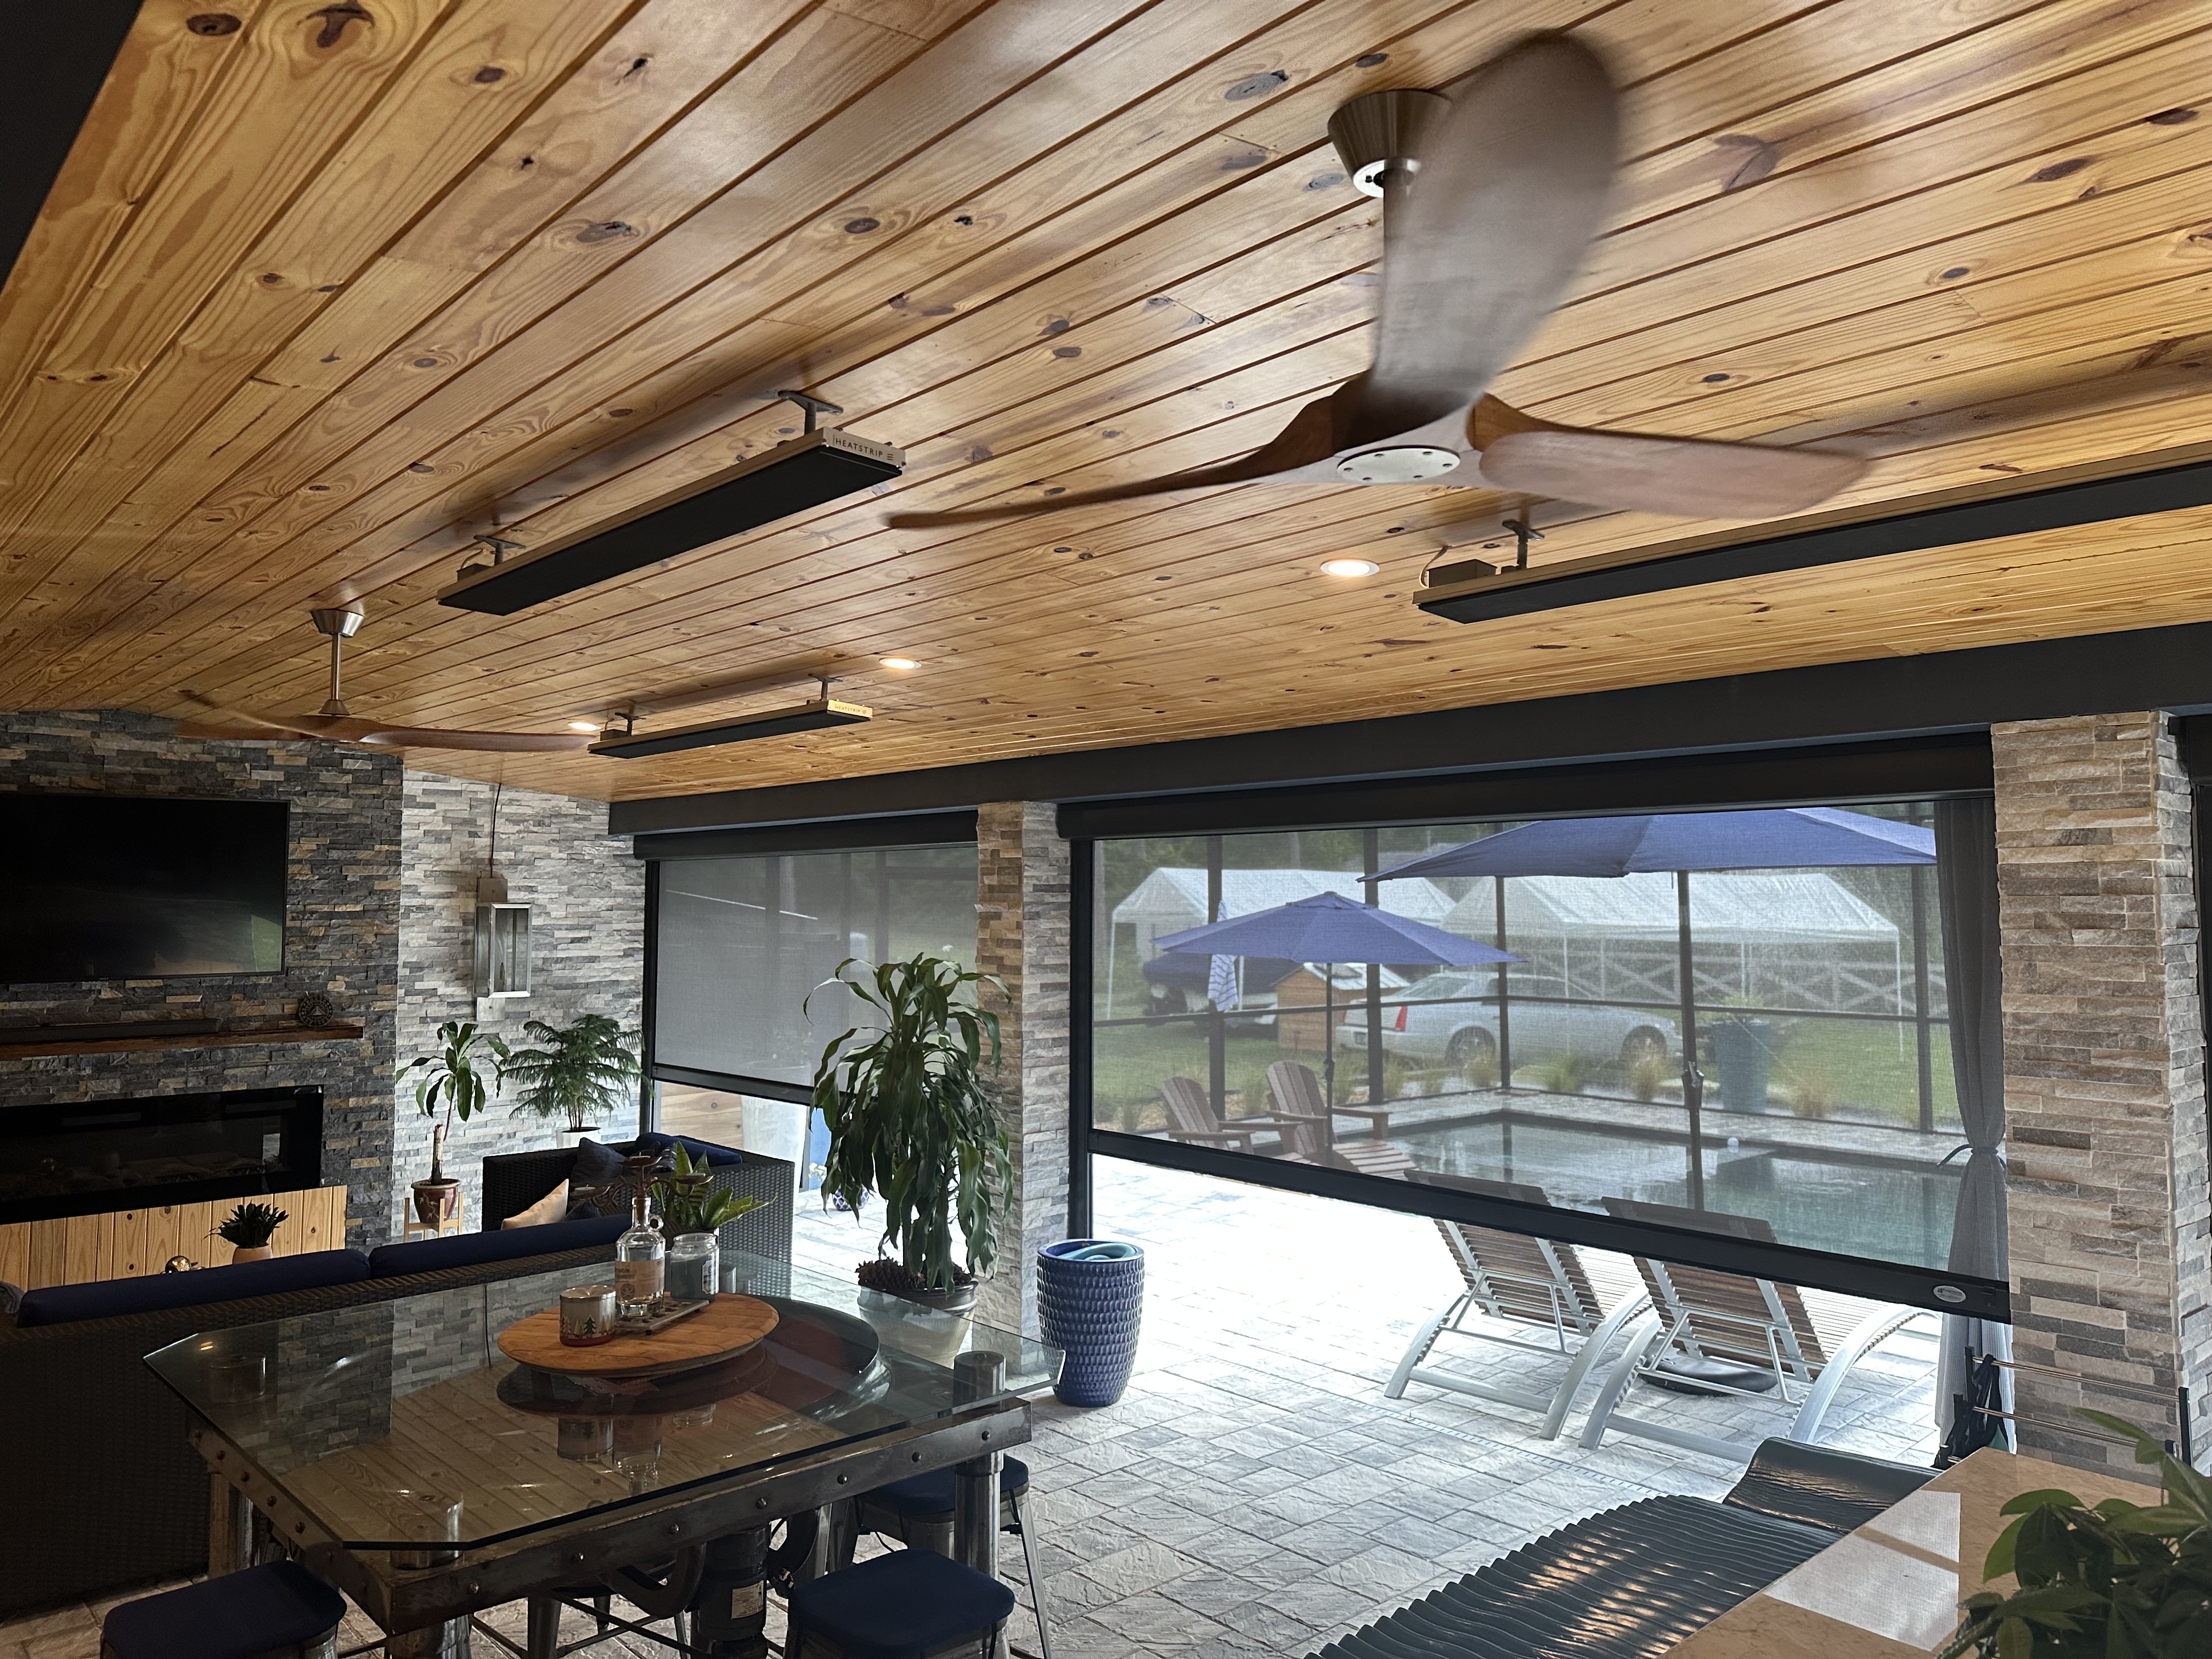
[0,1024,366,1060]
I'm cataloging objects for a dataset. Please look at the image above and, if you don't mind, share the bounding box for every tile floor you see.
[1,1160,1939,1657]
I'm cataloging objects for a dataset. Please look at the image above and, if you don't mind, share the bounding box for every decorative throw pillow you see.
[500,1179,570,1229]
[565,1136,633,1219]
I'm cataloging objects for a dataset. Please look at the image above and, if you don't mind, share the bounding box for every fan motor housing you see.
[1328,87,1449,198]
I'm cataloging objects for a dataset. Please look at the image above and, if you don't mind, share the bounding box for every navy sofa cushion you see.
[367,1213,625,1277]
[104,1560,346,1659]
[631,1131,744,1168]
[15,1250,371,1329]
[788,1547,1015,1659]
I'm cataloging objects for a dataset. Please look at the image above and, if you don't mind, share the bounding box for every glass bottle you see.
[613,1187,665,1317]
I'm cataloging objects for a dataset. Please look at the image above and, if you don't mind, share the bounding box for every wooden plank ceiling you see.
[3,0,2211,802]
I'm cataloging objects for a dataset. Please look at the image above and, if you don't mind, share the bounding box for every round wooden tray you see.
[497,1293,781,1379]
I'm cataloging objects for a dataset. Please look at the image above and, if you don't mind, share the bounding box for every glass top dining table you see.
[144,1251,1060,1552]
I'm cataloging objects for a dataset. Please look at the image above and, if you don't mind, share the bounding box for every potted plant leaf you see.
[399,1019,509,1226]
[1939,1409,2210,1659]
[215,1201,287,1264]
[809,953,1012,1314]
[650,1143,766,1238]
[499,1013,639,1141]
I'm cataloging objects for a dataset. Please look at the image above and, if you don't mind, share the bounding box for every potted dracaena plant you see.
[215,1201,288,1264]
[399,1020,508,1226]
[809,953,1012,1315]
[1939,1409,2210,1659]
[499,1013,640,1142]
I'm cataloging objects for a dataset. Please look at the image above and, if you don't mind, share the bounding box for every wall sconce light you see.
[474,872,531,998]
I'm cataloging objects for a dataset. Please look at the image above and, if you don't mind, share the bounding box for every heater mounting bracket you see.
[773,389,843,434]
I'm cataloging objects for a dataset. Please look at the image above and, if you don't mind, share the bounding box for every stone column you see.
[973,802,1073,1338]
[1992,713,2211,1471]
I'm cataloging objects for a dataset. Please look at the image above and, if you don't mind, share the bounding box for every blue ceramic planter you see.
[1036,1238,1144,1407]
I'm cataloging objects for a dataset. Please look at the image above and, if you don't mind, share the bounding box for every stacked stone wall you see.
[1993,713,2211,1470]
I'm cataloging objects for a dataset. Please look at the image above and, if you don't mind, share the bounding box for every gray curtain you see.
[1933,796,2012,1442]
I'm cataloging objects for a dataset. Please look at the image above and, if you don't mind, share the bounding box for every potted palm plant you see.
[499,1013,639,1141]
[809,953,1011,1314]
[399,1020,508,1226]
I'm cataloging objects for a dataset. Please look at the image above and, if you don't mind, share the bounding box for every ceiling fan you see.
[887,33,1866,533]
[174,608,595,752]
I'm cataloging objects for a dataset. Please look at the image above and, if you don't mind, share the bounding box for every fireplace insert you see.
[0,1086,322,1225]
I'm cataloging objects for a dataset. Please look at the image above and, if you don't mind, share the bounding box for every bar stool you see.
[787,1548,1014,1659]
[101,1561,347,1659]
[853,1454,1052,1659]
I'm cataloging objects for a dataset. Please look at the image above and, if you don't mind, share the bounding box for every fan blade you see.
[173,721,292,741]
[1358,34,1619,444]
[176,693,391,742]
[1476,426,1869,518]
[178,693,591,752]
[883,391,1346,529]
[353,727,596,752]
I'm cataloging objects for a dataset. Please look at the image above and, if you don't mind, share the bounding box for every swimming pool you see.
[1395,1113,1963,1272]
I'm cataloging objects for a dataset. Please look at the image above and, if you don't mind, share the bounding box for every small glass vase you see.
[667,1231,719,1304]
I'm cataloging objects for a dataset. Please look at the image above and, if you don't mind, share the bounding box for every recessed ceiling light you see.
[567,720,601,732]
[879,656,919,670]
[1320,557,1379,578]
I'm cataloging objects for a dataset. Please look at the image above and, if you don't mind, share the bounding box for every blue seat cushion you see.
[14,1250,370,1329]
[103,1560,346,1659]
[629,1131,744,1168]
[368,1214,624,1277]
[870,1455,1031,1518]
[788,1548,1015,1659]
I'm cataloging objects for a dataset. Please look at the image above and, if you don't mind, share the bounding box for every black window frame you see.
[1066,739,2010,1322]
[639,814,980,1120]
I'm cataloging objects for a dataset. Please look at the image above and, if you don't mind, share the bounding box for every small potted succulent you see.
[499,1013,639,1142]
[399,1020,508,1226]
[809,953,1011,1317]
[216,1201,287,1264]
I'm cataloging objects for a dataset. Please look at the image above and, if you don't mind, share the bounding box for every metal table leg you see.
[207,1470,253,1576]
[952,1351,1005,1578]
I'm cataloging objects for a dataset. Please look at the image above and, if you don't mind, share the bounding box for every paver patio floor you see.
[2,1160,1938,1658]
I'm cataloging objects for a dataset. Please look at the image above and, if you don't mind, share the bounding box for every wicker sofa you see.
[481,1133,794,1264]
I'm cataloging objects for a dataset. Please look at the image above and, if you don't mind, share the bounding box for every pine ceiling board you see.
[11,0,2212,804]
[1513,166,2212,431]
[9,0,817,586]
[0,0,643,614]
[0,0,977,680]
[1516,19,2212,380]
[0,2,274,420]
[35,0,1831,703]
[19,0,1380,703]
[0,0,460,563]
[198,358,2212,740]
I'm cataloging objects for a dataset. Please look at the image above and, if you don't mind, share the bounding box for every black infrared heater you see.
[438,428,905,616]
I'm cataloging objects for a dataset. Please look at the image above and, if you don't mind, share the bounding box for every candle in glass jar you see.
[559,1284,618,1346]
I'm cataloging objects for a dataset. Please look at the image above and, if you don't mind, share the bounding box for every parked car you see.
[1337,969,1679,1074]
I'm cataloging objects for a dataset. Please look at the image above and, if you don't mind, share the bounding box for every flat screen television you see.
[0,795,288,983]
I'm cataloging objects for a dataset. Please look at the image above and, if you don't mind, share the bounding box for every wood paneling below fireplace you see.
[0,1183,347,1292]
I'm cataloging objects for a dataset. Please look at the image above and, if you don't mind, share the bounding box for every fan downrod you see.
[308,606,364,716]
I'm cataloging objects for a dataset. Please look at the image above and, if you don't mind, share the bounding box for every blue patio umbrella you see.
[1372,808,1933,882]
[1374,806,1934,1204]
[1158,892,1517,1105]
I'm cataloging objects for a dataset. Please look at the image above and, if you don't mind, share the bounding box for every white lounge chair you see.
[1577,1197,1926,1462]
[1385,1172,1650,1439]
